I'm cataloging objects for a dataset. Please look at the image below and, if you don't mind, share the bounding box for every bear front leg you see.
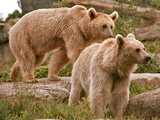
[89,86,105,119]
[110,81,129,120]
[48,47,69,81]
[68,76,82,105]
[89,67,113,119]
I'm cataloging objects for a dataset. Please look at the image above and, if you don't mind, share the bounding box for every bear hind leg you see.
[18,46,37,83]
[48,47,69,81]
[10,61,20,81]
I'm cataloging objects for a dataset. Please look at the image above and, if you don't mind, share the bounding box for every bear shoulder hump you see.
[71,5,87,11]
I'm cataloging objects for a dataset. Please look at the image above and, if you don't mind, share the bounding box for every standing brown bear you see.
[69,33,151,120]
[9,5,118,82]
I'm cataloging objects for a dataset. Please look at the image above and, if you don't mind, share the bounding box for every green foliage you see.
[0,71,10,82]
[6,10,22,20]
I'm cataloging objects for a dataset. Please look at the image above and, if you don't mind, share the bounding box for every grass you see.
[0,96,92,120]
[0,86,159,120]
[114,0,160,9]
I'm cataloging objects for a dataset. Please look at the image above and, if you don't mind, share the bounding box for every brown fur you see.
[69,33,151,120]
[9,5,118,82]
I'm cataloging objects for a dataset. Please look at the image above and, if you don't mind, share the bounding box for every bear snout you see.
[108,34,114,38]
[107,32,114,38]
[144,56,151,63]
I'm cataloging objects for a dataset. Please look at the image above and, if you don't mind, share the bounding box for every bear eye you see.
[110,25,113,29]
[102,24,107,29]
[136,48,140,52]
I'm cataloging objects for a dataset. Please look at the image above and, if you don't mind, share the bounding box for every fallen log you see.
[0,77,71,102]
[127,88,160,119]
[0,73,160,100]
[0,73,160,118]
[131,73,160,88]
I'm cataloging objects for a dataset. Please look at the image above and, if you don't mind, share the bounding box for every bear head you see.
[78,7,119,41]
[116,33,151,64]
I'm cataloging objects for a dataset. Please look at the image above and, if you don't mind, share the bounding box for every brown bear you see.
[68,33,151,120]
[9,5,118,82]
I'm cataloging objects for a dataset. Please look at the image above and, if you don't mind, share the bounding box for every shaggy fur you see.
[9,5,119,82]
[69,33,151,120]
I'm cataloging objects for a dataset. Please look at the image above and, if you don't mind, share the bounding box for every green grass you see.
[0,96,92,120]
[0,89,159,120]
[130,82,155,96]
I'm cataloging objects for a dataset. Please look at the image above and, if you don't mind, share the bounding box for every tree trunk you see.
[0,77,71,102]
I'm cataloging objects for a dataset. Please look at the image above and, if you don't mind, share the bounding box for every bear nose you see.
[145,56,151,63]
[109,34,114,37]
[108,34,114,38]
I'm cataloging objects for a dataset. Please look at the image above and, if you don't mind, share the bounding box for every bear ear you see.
[88,8,97,20]
[110,11,119,22]
[127,33,135,40]
[116,34,124,47]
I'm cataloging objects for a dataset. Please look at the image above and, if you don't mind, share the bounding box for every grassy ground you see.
[1,95,159,120]
[0,96,92,120]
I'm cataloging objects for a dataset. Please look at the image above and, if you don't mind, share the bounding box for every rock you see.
[19,0,57,14]
[0,43,14,71]
[0,19,19,71]
[0,23,7,44]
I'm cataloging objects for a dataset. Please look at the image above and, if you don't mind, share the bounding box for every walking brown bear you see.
[9,5,118,82]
